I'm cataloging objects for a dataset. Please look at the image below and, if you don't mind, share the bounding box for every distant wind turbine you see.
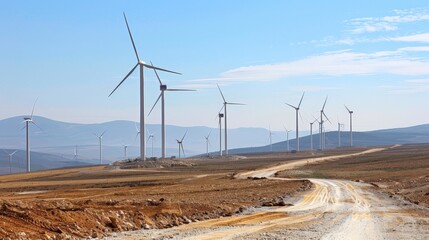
[148,63,195,159]
[123,145,128,159]
[310,117,319,151]
[204,130,212,157]
[285,92,305,151]
[283,126,292,152]
[319,96,331,150]
[269,126,274,152]
[217,112,224,156]
[217,84,245,155]
[176,130,187,158]
[73,145,78,161]
[4,150,17,174]
[337,116,344,147]
[108,13,181,161]
[345,105,354,147]
[146,130,154,158]
[22,98,41,173]
[94,131,106,164]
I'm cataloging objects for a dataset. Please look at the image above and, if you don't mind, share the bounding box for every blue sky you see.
[1,1,429,131]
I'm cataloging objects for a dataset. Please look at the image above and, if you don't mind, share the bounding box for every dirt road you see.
[107,147,429,239]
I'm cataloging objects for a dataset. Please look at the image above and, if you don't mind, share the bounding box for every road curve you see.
[107,146,429,240]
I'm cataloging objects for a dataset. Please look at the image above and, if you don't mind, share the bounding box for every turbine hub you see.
[138,60,146,65]
[160,85,167,91]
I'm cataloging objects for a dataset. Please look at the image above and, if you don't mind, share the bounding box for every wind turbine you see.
[22,99,41,173]
[176,130,187,158]
[146,131,154,158]
[4,150,17,174]
[337,116,344,148]
[73,145,78,161]
[310,117,319,151]
[283,126,292,152]
[108,13,181,161]
[268,126,274,152]
[123,145,128,159]
[148,63,195,159]
[345,105,354,147]
[94,131,106,164]
[217,84,245,155]
[319,96,331,150]
[204,130,212,157]
[285,92,305,151]
[217,112,224,156]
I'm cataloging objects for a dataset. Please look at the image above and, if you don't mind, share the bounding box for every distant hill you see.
[227,124,429,154]
[0,149,90,175]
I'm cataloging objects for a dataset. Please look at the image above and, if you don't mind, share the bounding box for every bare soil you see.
[276,144,429,208]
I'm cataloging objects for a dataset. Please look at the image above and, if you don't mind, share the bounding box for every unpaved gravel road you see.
[106,147,429,239]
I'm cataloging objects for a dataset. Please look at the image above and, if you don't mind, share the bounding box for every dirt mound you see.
[111,158,198,169]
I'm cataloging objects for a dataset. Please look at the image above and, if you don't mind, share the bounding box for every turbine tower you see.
[176,130,187,158]
[319,96,330,150]
[345,105,354,147]
[94,131,106,164]
[310,117,319,151]
[218,112,224,156]
[337,119,344,148]
[22,99,40,173]
[148,63,194,159]
[109,13,181,161]
[283,126,291,152]
[123,145,128,159]
[204,131,212,157]
[146,131,154,158]
[73,145,78,161]
[268,126,274,152]
[217,84,244,155]
[4,150,17,174]
[285,92,305,151]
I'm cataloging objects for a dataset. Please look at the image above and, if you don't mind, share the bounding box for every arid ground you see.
[0,145,428,239]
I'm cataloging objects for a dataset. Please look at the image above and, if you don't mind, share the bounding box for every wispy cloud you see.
[380,78,429,94]
[347,8,429,34]
[390,33,429,43]
[183,48,429,87]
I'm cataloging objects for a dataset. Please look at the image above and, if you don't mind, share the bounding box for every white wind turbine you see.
[146,130,155,158]
[283,126,292,152]
[109,13,181,161]
[176,130,187,158]
[217,84,245,155]
[148,63,195,159]
[94,131,106,164]
[310,117,319,151]
[123,145,128,159]
[268,126,274,152]
[204,130,212,157]
[217,112,224,156]
[73,145,78,161]
[319,96,331,150]
[345,105,354,147]
[4,150,17,174]
[337,116,344,148]
[285,92,305,152]
[22,99,41,173]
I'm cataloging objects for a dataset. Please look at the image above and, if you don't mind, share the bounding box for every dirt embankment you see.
[0,165,311,240]
[276,144,429,208]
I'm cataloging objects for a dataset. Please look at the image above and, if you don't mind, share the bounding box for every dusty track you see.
[109,146,429,239]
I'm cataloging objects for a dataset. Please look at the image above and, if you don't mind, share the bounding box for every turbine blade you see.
[219,105,225,113]
[208,130,212,138]
[299,111,304,123]
[166,89,196,92]
[181,130,188,141]
[322,96,328,111]
[344,105,351,112]
[143,63,181,75]
[11,150,17,155]
[135,122,140,132]
[31,97,39,119]
[31,121,43,131]
[323,112,331,124]
[101,130,107,137]
[123,12,140,62]
[227,102,245,105]
[147,93,162,117]
[285,103,297,109]
[134,132,140,142]
[181,144,185,157]
[150,61,163,85]
[109,63,139,97]
[217,84,226,102]
[298,92,305,108]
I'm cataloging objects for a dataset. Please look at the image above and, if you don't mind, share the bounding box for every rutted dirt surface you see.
[0,159,311,239]
[108,146,429,239]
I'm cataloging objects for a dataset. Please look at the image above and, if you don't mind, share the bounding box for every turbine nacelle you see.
[160,85,167,91]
